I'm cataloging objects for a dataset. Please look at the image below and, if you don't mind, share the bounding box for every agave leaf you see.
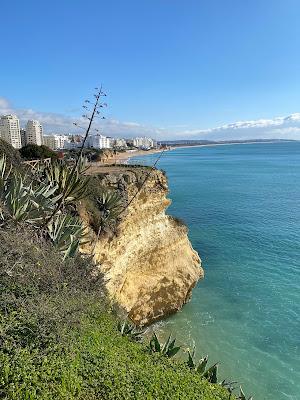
[168,338,176,351]
[161,334,171,354]
[149,333,161,353]
[47,214,87,258]
[196,355,208,374]
[187,347,196,369]
[166,346,181,358]
[202,363,218,382]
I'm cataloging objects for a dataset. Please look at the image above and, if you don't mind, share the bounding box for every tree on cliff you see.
[19,144,58,160]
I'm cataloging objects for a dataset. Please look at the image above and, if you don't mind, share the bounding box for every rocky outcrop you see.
[82,167,203,326]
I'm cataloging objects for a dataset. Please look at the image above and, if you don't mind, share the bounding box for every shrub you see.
[0,226,231,400]
[0,139,22,168]
[20,144,58,160]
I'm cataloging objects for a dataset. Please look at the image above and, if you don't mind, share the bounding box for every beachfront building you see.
[87,134,111,149]
[114,138,127,148]
[25,120,43,146]
[43,135,56,149]
[64,135,84,150]
[43,134,70,150]
[0,114,22,149]
[133,137,154,149]
[53,134,70,149]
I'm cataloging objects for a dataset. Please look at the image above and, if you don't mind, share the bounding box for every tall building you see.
[53,134,70,149]
[0,115,22,149]
[87,134,111,149]
[114,138,127,148]
[25,120,43,146]
[43,135,56,150]
[133,137,154,149]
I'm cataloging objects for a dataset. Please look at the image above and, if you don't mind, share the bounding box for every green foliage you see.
[219,380,238,397]
[0,138,23,168]
[47,214,88,259]
[148,332,181,358]
[96,190,123,228]
[0,226,231,400]
[0,169,60,225]
[238,387,253,400]
[44,159,90,206]
[0,156,12,206]
[0,152,90,258]
[117,320,145,342]
[20,144,58,160]
[187,348,218,383]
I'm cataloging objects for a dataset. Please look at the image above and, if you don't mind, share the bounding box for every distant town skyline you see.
[1,98,300,142]
[1,1,300,140]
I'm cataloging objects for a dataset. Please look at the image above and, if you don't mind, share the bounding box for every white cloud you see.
[177,113,300,141]
[1,96,300,140]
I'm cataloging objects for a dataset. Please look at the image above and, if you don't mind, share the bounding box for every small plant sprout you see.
[148,332,181,358]
[117,320,146,342]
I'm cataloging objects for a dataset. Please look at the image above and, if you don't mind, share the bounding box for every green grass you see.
[1,310,231,400]
[0,225,232,399]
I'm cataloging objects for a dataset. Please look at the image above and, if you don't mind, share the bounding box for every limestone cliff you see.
[81,167,203,326]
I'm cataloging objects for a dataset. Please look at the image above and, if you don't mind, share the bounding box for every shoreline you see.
[167,139,296,151]
[87,140,295,173]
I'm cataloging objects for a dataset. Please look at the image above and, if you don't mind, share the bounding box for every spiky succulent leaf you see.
[166,346,181,358]
[149,333,161,353]
[47,214,87,258]
[196,355,209,374]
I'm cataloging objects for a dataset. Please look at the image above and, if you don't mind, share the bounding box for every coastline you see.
[167,139,296,150]
[87,140,295,173]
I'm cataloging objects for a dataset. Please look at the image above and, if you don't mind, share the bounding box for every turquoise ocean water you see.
[130,142,300,400]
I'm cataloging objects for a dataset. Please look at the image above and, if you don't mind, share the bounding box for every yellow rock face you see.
[84,168,203,326]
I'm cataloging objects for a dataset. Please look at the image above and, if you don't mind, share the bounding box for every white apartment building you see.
[87,134,111,149]
[25,120,43,146]
[43,134,70,150]
[43,135,56,150]
[133,137,154,149]
[0,115,22,149]
[114,138,127,148]
[54,135,70,149]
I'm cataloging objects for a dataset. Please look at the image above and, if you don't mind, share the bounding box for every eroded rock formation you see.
[81,167,203,326]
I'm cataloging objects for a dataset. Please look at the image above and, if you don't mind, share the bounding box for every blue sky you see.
[1,0,300,139]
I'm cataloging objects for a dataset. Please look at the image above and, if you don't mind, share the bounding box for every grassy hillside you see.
[0,226,231,400]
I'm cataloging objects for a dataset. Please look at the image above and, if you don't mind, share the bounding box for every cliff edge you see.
[82,166,203,326]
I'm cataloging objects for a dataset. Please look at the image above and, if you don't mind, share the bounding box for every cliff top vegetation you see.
[0,140,249,400]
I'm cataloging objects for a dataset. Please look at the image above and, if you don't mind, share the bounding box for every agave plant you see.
[96,190,123,224]
[219,379,238,397]
[1,172,60,225]
[187,348,218,383]
[45,159,89,206]
[47,214,88,259]
[238,386,253,400]
[0,155,12,194]
[117,320,145,342]
[148,333,181,358]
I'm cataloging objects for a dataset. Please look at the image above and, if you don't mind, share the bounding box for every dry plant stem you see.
[45,87,103,226]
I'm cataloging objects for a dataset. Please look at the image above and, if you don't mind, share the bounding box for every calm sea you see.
[130,142,300,400]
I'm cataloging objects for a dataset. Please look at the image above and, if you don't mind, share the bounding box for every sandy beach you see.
[86,148,164,174]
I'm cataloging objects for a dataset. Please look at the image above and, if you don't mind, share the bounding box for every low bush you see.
[19,144,58,160]
[0,226,231,400]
